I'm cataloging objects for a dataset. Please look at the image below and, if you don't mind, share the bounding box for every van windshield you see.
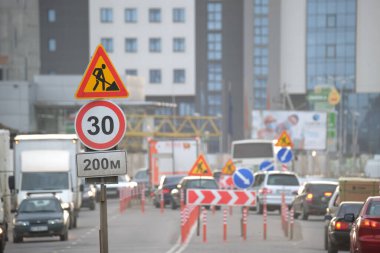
[21,172,69,191]
[267,174,299,186]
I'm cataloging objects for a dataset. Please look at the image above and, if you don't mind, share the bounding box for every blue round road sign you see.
[259,160,275,171]
[277,148,293,163]
[232,168,255,189]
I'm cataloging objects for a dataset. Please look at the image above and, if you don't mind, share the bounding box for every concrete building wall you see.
[89,0,195,97]
[0,0,40,81]
[356,0,380,93]
[280,0,306,94]
[0,81,35,132]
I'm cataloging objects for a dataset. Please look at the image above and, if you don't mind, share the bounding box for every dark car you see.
[346,196,380,253]
[170,176,219,210]
[292,181,338,220]
[81,184,96,210]
[13,196,70,243]
[325,201,363,253]
[153,175,186,209]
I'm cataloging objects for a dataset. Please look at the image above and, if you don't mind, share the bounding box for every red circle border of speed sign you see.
[75,100,126,150]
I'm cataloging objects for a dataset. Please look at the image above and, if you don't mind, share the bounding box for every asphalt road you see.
[5,198,349,253]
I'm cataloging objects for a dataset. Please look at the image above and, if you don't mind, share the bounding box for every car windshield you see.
[135,170,149,180]
[366,200,380,216]
[186,179,218,189]
[337,203,363,217]
[309,184,337,194]
[164,176,184,185]
[19,198,61,213]
[267,174,299,186]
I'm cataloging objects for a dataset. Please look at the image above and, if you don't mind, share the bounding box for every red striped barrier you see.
[263,191,267,240]
[290,207,294,240]
[202,207,207,242]
[242,207,247,241]
[223,209,227,242]
[160,189,164,213]
[181,205,200,243]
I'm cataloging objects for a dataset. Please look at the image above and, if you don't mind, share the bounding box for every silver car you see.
[251,171,300,214]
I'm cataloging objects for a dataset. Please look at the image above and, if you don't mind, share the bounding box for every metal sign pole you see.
[99,180,109,253]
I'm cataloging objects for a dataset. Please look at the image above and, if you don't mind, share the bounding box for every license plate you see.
[30,226,48,232]
[276,189,291,194]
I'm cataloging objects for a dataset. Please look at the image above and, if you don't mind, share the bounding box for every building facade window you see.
[173,8,185,23]
[207,3,222,30]
[149,69,161,83]
[48,39,56,52]
[207,33,222,60]
[101,38,113,53]
[173,69,185,83]
[306,0,356,91]
[100,8,113,23]
[126,69,138,76]
[179,102,195,116]
[253,0,269,109]
[206,2,223,119]
[125,8,137,23]
[173,38,185,52]
[149,38,161,52]
[48,9,56,22]
[149,8,161,23]
[125,38,137,52]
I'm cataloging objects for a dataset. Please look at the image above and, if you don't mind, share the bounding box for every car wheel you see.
[13,234,22,243]
[327,236,338,253]
[154,199,160,208]
[255,200,263,215]
[301,206,308,220]
[60,230,68,241]
[73,215,77,228]
[90,201,96,211]
[293,212,300,219]
[171,200,178,210]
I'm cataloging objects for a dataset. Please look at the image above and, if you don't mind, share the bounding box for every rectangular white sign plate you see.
[76,150,127,177]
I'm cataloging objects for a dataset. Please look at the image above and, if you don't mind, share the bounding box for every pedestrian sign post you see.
[221,159,236,175]
[275,131,294,147]
[75,44,129,99]
[188,154,213,176]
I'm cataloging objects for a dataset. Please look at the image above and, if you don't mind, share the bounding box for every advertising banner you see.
[252,110,327,150]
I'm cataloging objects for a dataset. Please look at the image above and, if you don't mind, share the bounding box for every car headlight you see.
[14,220,29,226]
[87,190,94,197]
[61,202,70,210]
[48,219,63,225]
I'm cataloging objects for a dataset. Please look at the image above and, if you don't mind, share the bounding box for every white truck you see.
[9,134,83,229]
[149,139,201,186]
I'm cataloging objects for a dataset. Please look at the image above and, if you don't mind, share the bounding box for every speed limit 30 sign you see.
[75,100,126,150]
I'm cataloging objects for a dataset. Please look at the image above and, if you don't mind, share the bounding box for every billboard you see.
[252,110,327,150]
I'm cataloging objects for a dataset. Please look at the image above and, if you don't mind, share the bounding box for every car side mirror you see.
[344,213,355,223]
[324,214,332,221]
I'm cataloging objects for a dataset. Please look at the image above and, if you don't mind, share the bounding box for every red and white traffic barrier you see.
[141,184,145,213]
[242,207,247,241]
[290,207,294,240]
[263,191,267,240]
[223,208,227,242]
[281,164,288,171]
[160,189,164,213]
[202,207,207,243]
[187,189,256,207]
[180,189,185,211]
[181,206,199,244]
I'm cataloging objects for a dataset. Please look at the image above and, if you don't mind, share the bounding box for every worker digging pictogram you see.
[92,64,120,92]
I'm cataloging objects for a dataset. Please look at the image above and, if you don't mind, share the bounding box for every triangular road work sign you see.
[275,131,294,147]
[188,154,213,176]
[221,159,236,175]
[75,44,129,99]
